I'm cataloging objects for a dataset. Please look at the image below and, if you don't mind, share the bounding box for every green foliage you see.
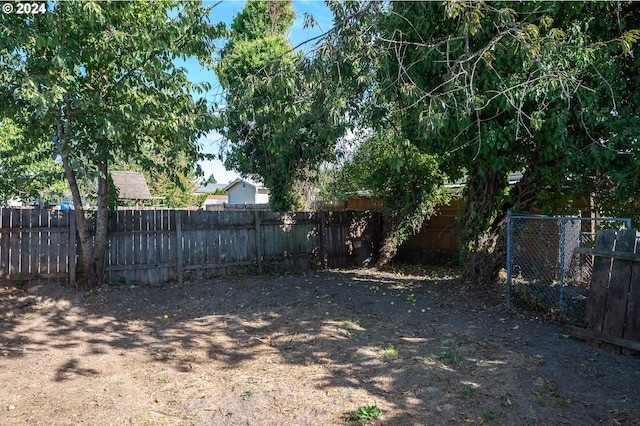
[110,153,200,208]
[0,1,223,285]
[379,343,399,359]
[147,172,196,208]
[347,405,382,421]
[0,119,65,204]
[194,189,227,209]
[533,378,569,407]
[327,129,449,265]
[320,1,640,281]
[228,0,295,43]
[241,389,261,400]
[481,410,500,423]
[217,0,346,211]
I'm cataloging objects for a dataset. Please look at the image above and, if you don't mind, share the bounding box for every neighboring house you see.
[110,171,159,207]
[194,182,227,195]
[202,194,228,211]
[224,178,269,205]
[195,182,228,210]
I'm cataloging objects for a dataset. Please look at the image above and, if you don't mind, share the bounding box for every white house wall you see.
[255,192,269,204]
[228,184,256,204]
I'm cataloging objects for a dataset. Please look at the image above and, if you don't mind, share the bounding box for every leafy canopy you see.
[217,0,346,211]
[0,0,223,286]
[315,1,639,275]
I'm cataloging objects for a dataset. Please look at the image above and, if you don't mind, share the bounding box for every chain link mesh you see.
[507,214,629,325]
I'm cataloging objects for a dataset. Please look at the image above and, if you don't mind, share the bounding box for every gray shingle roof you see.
[110,171,153,200]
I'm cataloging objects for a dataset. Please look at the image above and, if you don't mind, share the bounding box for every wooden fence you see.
[0,208,381,286]
[0,208,74,283]
[571,228,640,354]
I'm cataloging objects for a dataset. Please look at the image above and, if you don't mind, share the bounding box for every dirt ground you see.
[1,265,639,426]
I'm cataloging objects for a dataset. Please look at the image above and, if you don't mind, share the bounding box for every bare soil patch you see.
[1,267,639,425]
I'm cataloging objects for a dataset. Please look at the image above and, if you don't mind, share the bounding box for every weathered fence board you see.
[0,209,10,278]
[601,230,636,340]
[105,209,178,285]
[625,260,640,344]
[585,230,616,331]
[0,209,71,283]
[580,228,640,353]
[0,208,381,285]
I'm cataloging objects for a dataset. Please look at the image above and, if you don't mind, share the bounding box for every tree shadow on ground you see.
[1,267,639,425]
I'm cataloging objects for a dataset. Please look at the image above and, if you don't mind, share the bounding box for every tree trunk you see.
[375,227,402,268]
[459,167,539,286]
[458,165,505,285]
[55,101,110,288]
[93,161,110,285]
[59,158,110,288]
[56,101,99,288]
[61,153,97,287]
[460,221,508,286]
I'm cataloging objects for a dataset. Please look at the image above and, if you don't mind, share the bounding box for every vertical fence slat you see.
[19,209,29,279]
[255,211,262,274]
[9,209,19,278]
[143,210,153,285]
[175,210,183,285]
[601,230,636,340]
[38,209,46,277]
[624,256,640,344]
[585,230,617,332]
[0,209,8,279]
[318,210,326,268]
[69,211,76,286]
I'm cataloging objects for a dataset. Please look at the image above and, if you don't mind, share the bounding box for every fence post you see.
[254,210,263,274]
[175,210,184,285]
[318,210,327,269]
[559,218,567,318]
[69,211,76,286]
[506,209,512,309]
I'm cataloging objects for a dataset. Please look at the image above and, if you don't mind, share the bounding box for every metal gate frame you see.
[506,210,632,321]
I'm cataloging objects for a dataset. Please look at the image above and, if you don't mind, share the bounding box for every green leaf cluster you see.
[0,119,65,204]
[217,0,346,211]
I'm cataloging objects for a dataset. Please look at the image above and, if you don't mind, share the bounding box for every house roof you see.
[201,194,228,208]
[110,171,154,200]
[194,182,227,194]
[204,194,228,202]
[224,178,269,193]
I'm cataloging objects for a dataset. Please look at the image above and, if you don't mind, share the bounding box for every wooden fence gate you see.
[571,229,640,353]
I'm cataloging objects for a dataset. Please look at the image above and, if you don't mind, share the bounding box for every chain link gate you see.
[506,211,632,324]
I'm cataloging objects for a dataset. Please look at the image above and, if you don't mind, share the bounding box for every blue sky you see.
[186,0,333,185]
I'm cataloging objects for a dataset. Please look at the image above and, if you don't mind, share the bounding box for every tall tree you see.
[0,1,222,287]
[217,0,345,211]
[319,1,640,282]
[204,174,217,185]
